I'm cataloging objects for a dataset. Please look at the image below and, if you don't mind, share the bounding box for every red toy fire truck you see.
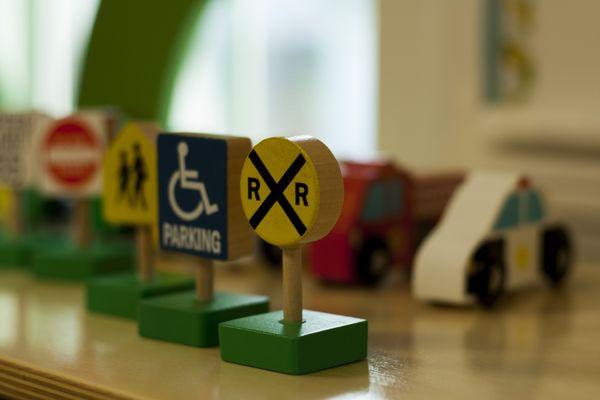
[309,160,463,285]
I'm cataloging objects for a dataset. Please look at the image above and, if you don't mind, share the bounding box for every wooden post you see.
[195,258,214,301]
[282,246,303,322]
[136,225,154,282]
[73,198,91,248]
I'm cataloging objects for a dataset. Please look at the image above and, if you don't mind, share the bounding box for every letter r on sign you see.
[295,182,308,206]
[248,177,260,200]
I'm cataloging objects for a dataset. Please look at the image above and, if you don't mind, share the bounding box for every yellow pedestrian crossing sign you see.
[103,122,158,226]
[240,136,344,247]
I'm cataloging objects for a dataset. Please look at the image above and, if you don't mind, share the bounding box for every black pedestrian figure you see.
[132,143,148,209]
[117,151,133,205]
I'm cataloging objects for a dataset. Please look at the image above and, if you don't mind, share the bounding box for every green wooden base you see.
[219,310,368,375]
[0,232,67,268]
[139,291,270,347]
[34,242,134,281]
[86,272,195,319]
[0,237,29,267]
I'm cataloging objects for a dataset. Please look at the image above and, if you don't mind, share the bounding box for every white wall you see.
[378,1,457,168]
[378,0,600,260]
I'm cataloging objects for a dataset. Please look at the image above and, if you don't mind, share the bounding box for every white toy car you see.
[413,171,572,307]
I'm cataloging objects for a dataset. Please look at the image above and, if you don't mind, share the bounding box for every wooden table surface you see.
[0,260,599,400]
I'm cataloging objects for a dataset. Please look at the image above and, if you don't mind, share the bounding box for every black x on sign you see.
[240,138,317,247]
[247,150,307,235]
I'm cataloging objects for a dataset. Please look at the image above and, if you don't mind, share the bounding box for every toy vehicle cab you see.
[310,160,462,285]
[413,171,572,307]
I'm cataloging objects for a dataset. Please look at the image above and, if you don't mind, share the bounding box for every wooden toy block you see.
[139,291,269,347]
[138,132,265,347]
[220,310,367,375]
[34,241,134,281]
[413,171,573,307]
[220,135,367,374]
[309,160,463,285]
[86,272,194,319]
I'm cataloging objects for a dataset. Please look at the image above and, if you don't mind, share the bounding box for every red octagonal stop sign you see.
[43,117,103,190]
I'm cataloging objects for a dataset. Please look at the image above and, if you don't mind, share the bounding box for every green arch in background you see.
[76,0,209,233]
[77,0,209,124]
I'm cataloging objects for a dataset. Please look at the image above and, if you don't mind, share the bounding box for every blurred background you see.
[0,0,598,261]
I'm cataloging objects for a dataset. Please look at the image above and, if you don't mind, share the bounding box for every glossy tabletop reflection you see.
[0,261,599,399]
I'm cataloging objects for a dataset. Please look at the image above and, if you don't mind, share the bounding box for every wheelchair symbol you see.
[168,141,219,221]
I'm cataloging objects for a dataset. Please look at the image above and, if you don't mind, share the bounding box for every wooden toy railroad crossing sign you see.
[240,136,343,321]
[220,136,367,375]
[138,133,268,347]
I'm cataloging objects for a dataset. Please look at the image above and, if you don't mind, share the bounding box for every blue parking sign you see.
[158,133,228,260]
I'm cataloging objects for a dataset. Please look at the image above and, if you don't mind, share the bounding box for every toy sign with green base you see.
[34,241,133,281]
[0,226,31,267]
[0,236,29,267]
[138,133,265,347]
[220,136,368,374]
[30,112,136,280]
[87,123,195,320]
[139,291,269,347]
[0,113,53,268]
[0,231,67,269]
[220,310,367,374]
[87,272,195,319]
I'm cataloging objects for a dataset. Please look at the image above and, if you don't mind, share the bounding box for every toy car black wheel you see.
[475,260,505,308]
[542,226,572,287]
[357,238,391,285]
[469,241,505,308]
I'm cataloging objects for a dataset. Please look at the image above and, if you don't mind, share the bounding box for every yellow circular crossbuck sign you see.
[240,136,343,247]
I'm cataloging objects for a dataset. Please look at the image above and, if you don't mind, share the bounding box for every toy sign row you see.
[0,111,255,260]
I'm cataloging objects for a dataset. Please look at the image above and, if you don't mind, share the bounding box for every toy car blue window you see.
[527,190,545,222]
[494,194,519,230]
[361,182,385,221]
[384,180,403,216]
